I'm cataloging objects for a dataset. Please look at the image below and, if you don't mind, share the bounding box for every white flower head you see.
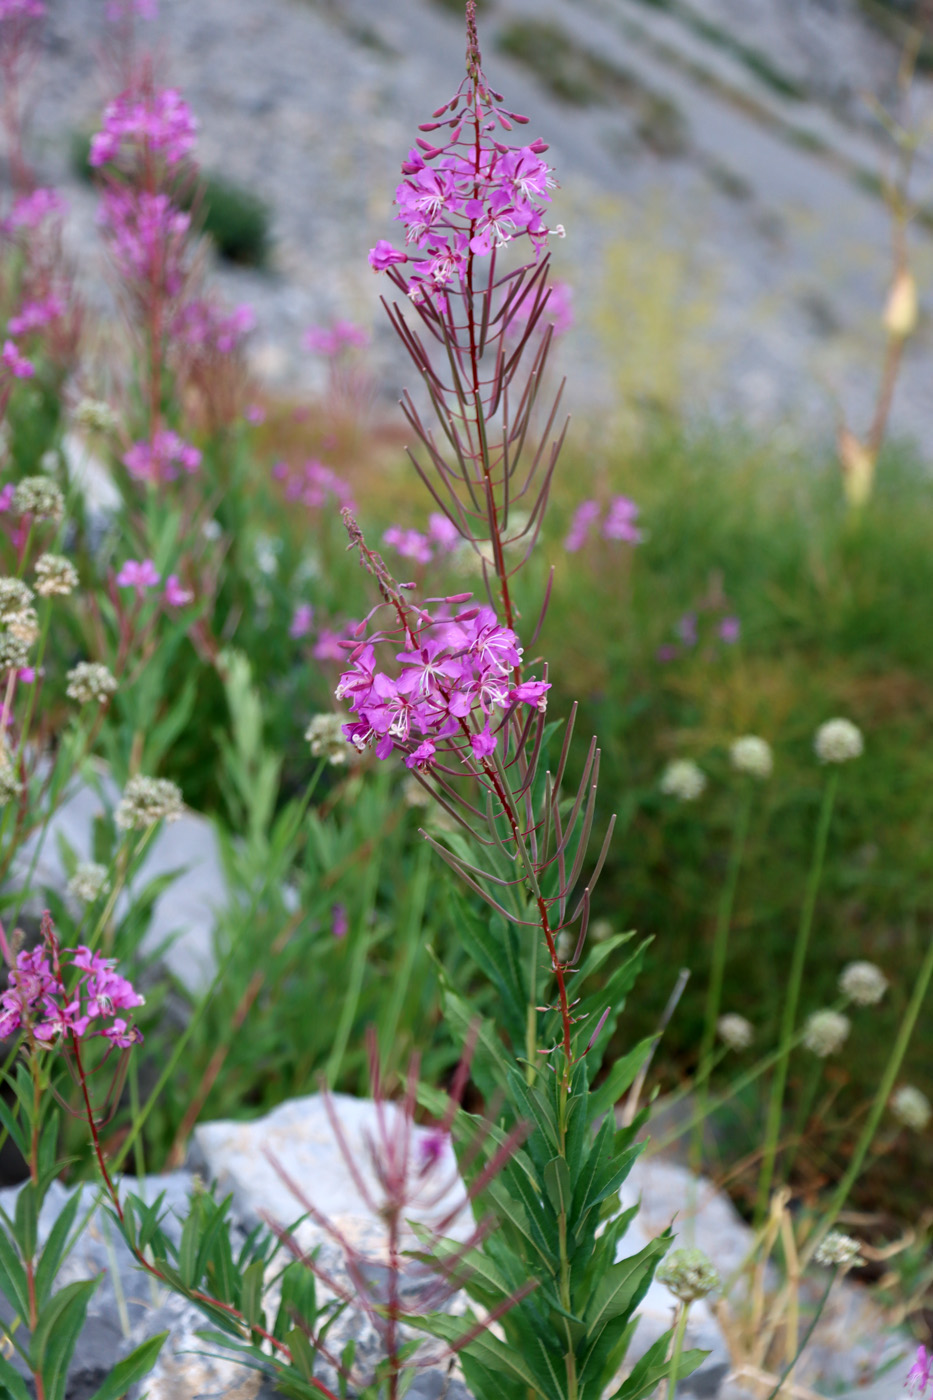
[814,1231,863,1269]
[839,961,887,1007]
[34,553,79,597]
[66,662,117,705]
[12,475,64,523]
[660,759,706,803]
[0,578,35,622]
[814,718,863,765]
[0,634,31,672]
[718,1013,754,1051]
[67,861,109,903]
[74,398,119,434]
[890,1085,931,1133]
[802,1008,850,1058]
[305,713,355,766]
[730,735,773,780]
[115,775,184,830]
[7,607,38,645]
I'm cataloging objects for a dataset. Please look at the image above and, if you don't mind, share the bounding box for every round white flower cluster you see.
[115,775,184,830]
[67,861,109,903]
[34,553,78,597]
[814,718,863,765]
[730,735,773,780]
[802,1008,850,1058]
[74,398,119,434]
[660,759,706,803]
[66,662,118,705]
[838,961,887,1006]
[12,476,64,523]
[814,1231,863,1269]
[0,578,34,622]
[305,713,354,766]
[717,1013,754,1051]
[890,1085,931,1133]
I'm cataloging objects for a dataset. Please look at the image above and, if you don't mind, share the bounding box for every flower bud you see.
[717,1013,754,1050]
[657,1247,720,1302]
[883,269,918,339]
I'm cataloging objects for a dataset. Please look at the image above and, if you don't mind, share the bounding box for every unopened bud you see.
[883,269,918,339]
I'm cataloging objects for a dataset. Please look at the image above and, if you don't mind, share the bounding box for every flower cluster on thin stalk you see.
[336,15,678,1400]
[0,3,81,413]
[263,1030,532,1398]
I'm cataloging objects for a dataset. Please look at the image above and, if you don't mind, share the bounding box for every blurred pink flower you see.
[116,559,161,592]
[164,574,193,607]
[289,603,314,639]
[719,616,740,644]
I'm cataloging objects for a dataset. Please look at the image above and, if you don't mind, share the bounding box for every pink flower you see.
[7,295,65,337]
[907,1347,932,1397]
[164,574,193,607]
[602,495,642,544]
[5,188,65,230]
[0,938,143,1048]
[1,340,34,379]
[331,904,349,940]
[123,429,201,483]
[172,299,255,355]
[244,403,265,425]
[405,739,437,771]
[368,239,408,271]
[564,499,600,553]
[428,513,460,551]
[719,616,740,644]
[90,87,196,169]
[98,187,191,300]
[383,525,433,566]
[303,321,370,356]
[17,667,35,683]
[509,680,551,712]
[470,725,497,759]
[289,603,314,639]
[0,485,14,513]
[116,559,161,592]
[0,0,44,20]
[313,628,349,662]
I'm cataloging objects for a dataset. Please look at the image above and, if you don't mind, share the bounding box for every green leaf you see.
[0,1098,27,1158]
[286,1325,316,1381]
[31,1276,99,1400]
[34,1188,83,1307]
[0,1220,30,1319]
[584,1238,667,1336]
[0,1352,32,1400]
[505,1068,560,1155]
[13,1183,38,1261]
[85,1332,169,1400]
[274,1260,318,1342]
[417,1311,542,1392]
[588,1039,654,1122]
[240,1256,266,1331]
[609,1335,707,1400]
[543,1156,571,1220]
[177,1193,202,1289]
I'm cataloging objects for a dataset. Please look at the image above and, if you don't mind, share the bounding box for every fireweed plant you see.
[327,10,705,1400]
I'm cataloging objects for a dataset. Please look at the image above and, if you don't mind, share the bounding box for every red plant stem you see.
[69,1034,340,1400]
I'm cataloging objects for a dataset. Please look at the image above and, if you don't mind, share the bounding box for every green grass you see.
[497,421,933,1217]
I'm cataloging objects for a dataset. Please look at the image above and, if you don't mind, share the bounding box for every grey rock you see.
[13,767,227,997]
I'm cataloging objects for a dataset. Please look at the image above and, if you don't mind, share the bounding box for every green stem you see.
[377,840,430,1073]
[667,1301,691,1400]
[761,1268,837,1400]
[325,842,384,1088]
[806,929,933,1264]
[690,785,753,1174]
[756,769,838,1226]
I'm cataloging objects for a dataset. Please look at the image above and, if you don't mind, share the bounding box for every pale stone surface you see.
[13,767,226,996]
